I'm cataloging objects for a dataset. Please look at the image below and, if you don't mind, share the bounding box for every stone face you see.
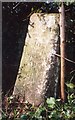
[14,13,60,106]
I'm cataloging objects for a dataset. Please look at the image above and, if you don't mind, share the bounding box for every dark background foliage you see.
[2,2,75,96]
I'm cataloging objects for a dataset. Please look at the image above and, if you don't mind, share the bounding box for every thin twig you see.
[13,3,21,10]
[53,53,75,64]
[70,70,75,74]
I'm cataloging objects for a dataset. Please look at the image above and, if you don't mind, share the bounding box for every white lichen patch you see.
[14,13,59,106]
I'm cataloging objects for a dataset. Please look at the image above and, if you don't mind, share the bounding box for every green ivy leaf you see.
[20,114,28,120]
[46,97,55,108]
[31,7,34,11]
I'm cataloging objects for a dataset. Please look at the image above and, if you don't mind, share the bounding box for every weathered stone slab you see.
[13,13,59,106]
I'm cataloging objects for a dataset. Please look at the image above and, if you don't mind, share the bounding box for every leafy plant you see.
[1,87,75,120]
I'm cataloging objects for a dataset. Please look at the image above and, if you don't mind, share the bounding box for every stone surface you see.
[14,13,60,106]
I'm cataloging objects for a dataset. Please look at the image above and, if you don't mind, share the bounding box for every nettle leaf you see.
[49,110,59,119]
[69,93,75,99]
[46,97,55,108]
[34,107,46,118]
[66,83,75,89]
[65,110,71,119]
